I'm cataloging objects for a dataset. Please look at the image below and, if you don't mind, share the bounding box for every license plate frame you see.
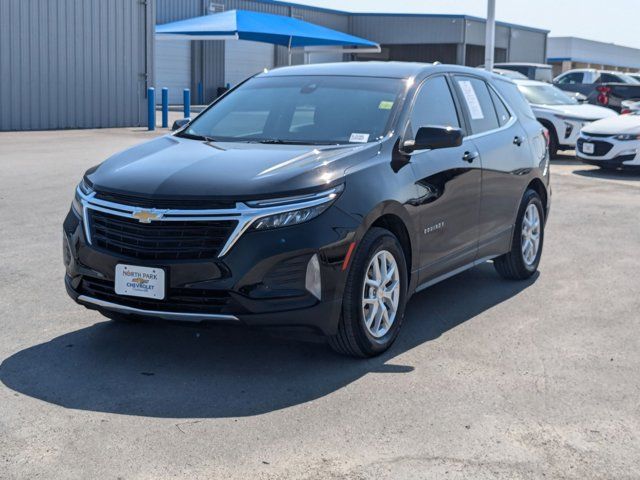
[114,264,165,300]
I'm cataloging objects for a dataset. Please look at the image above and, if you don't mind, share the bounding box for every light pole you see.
[484,0,496,71]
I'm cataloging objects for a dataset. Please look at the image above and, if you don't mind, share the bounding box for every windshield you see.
[517,84,577,106]
[182,75,405,145]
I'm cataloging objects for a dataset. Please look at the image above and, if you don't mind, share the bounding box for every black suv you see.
[64,62,550,357]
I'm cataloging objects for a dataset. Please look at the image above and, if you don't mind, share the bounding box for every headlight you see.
[248,185,343,231]
[71,179,93,215]
[252,203,331,230]
[614,133,640,141]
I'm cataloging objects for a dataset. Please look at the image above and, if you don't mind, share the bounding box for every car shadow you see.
[0,263,537,418]
[572,168,640,181]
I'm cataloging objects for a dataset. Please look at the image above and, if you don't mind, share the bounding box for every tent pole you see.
[287,36,292,65]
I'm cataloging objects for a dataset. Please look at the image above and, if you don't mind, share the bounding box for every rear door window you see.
[597,73,622,83]
[557,72,584,84]
[454,76,500,134]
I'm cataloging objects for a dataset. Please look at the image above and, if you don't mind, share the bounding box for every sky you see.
[290,0,640,49]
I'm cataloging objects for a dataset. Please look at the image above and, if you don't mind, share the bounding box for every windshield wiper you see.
[175,131,219,143]
[256,139,338,145]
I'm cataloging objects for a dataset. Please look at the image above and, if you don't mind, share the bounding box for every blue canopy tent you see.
[155,9,380,65]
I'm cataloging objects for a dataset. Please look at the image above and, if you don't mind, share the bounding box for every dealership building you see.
[547,36,640,77]
[0,0,548,131]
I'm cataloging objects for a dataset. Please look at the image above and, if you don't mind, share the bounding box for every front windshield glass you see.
[183,75,405,145]
[517,84,577,106]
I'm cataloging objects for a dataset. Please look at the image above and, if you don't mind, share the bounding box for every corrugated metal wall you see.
[508,29,547,63]
[0,0,153,131]
[350,15,464,45]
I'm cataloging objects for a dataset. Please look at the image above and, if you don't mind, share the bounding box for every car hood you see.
[85,135,377,200]
[581,114,640,135]
[533,103,617,120]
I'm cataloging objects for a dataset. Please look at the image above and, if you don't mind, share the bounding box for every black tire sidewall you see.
[343,230,408,356]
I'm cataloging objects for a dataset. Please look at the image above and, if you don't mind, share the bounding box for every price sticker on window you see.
[458,80,484,120]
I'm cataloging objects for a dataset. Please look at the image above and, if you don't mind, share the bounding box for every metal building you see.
[155,1,548,105]
[547,37,640,76]
[0,0,548,131]
[0,0,155,131]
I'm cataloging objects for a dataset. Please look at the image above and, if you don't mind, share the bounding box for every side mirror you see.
[402,126,463,153]
[171,118,191,131]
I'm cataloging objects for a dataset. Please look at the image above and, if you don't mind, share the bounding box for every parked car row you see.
[554,68,640,113]
[482,62,640,115]
[490,67,640,170]
[513,79,615,157]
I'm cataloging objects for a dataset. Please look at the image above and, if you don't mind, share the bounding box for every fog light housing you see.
[63,234,72,267]
[563,121,573,139]
[305,254,321,300]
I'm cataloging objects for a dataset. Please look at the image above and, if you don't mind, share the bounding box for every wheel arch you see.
[370,213,413,286]
[526,178,548,218]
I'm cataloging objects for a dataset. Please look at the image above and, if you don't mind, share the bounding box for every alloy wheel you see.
[361,250,400,338]
[521,203,541,266]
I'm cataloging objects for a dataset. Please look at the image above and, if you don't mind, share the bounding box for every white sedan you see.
[576,113,640,170]
[515,79,617,157]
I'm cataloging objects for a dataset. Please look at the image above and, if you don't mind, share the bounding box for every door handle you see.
[513,136,523,146]
[462,151,479,163]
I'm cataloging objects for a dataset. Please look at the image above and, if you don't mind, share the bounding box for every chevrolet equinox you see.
[64,62,551,357]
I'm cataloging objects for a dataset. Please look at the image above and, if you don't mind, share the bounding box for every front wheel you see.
[494,189,545,280]
[328,227,408,358]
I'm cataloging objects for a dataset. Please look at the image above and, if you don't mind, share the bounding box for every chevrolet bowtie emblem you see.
[132,209,162,223]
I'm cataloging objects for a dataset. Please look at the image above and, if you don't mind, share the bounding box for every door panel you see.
[411,142,482,281]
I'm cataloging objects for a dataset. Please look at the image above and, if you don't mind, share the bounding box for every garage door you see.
[155,40,191,104]
[225,40,274,88]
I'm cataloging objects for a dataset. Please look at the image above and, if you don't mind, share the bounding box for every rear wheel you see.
[328,227,408,358]
[494,189,545,280]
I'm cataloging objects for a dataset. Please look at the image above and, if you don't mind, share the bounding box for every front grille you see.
[81,277,233,314]
[89,210,237,260]
[577,138,613,156]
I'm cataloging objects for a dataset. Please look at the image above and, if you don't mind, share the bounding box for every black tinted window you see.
[598,73,622,83]
[454,76,499,134]
[409,76,460,135]
[489,88,511,126]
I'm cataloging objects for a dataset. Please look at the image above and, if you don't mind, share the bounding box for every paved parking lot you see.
[1,128,639,479]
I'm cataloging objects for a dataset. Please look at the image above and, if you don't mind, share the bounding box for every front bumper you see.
[63,202,358,335]
[576,136,640,168]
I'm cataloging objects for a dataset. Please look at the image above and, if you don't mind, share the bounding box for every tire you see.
[328,227,408,358]
[546,124,559,159]
[494,189,545,280]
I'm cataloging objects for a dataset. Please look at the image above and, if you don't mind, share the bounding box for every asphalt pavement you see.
[1,128,639,479]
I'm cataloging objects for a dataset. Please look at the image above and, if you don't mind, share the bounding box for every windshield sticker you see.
[378,100,394,110]
[349,133,370,143]
[458,80,484,120]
